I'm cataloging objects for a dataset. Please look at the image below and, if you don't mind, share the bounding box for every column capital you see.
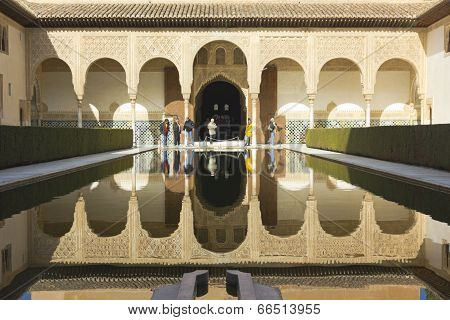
[250,93,259,100]
[129,94,137,102]
[76,95,83,102]
[418,93,425,101]
[182,92,191,101]
[307,94,316,104]
[364,94,373,102]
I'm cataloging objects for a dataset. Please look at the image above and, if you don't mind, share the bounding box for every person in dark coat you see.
[160,118,170,146]
[173,116,181,146]
[183,117,195,146]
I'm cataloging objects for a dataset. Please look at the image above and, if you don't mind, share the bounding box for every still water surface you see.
[1,149,449,299]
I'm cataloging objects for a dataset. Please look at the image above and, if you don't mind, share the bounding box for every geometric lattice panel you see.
[41,120,175,146]
[315,119,366,129]
[371,120,418,127]
[286,120,309,143]
[41,120,173,145]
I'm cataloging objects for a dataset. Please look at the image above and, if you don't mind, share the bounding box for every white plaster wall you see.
[372,71,411,110]
[40,71,165,118]
[137,72,165,113]
[0,211,28,288]
[277,71,308,113]
[0,13,26,126]
[40,72,77,113]
[84,71,129,115]
[316,71,365,111]
[426,17,450,124]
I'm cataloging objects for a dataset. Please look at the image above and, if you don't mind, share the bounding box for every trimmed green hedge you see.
[0,126,133,169]
[305,125,450,171]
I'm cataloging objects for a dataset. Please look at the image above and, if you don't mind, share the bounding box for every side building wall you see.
[0,12,26,126]
[426,15,450,124]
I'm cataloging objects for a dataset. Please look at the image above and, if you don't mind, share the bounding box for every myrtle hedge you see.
[0,125,133,169]
[305,125,450,171]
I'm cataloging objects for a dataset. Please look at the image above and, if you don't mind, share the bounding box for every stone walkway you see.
[285,144,450,193]
[0,146,157,192]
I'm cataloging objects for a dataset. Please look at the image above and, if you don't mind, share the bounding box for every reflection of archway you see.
[194,152,247,215]
[373,196,417,235]
[195,81,245,140]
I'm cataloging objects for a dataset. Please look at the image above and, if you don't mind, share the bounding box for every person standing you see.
[183,117,195,146]
[244,118,252,147]
[267,118,279,145]
[173,116,181,146]
[160,118,170,146]
[207,118,217,144]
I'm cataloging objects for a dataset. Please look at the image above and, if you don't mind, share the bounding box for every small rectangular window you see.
[8,82,11,96]
[0,24,8,54]
[1,244,12,275]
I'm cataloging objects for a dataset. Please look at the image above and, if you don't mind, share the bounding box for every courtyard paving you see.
[0,146,157,192]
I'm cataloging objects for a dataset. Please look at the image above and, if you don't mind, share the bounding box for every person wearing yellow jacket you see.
[244,118,252,147]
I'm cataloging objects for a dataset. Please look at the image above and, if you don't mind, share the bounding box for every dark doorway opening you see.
[195,81,244,141]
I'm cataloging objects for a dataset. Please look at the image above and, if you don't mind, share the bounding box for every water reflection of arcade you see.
[29,150,425,266]
[193,152,248,253]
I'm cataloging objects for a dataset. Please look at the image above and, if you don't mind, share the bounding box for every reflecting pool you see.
[0,149,449,299]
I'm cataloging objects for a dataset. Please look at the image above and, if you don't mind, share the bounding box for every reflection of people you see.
[267,118,281,145]
[161,151,170,174]
[174,151,181,174]
[160,119,170,146]
[244,151,253,173]
[244,118,252,147]
[173,116,181,146]
[207,118,217,144]
[268,148,277,176]
[183,117,195,146]
[184,150,194,175]
[207,155,217,176]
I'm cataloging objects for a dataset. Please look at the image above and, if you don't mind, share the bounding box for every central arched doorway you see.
[195,81,245,141]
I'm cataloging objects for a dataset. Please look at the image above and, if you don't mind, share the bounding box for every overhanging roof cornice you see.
[0,1,449,29]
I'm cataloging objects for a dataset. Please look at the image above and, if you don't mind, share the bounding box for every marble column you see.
[364,94,373,127]
[308,94,316,129]
[77,96,83,128]
[309,167,314,196]
[130,95,137,147]
[251,93,258,146]
[419,94,430,125]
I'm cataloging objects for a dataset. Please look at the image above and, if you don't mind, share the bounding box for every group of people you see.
[160,116,195,147]
[160,116,281,147]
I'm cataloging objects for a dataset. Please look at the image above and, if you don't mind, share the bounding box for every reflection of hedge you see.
[0,157,133,220]
[306,125,450,171]
[0,126,133,169]
[306,155,450,224]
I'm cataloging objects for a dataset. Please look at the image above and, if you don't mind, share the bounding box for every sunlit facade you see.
[0,0,449,144]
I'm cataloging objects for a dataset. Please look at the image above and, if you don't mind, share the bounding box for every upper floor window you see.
[196,47,208,65]
[215,48,226,65]
[0,24,8,54]
[233,48,246,65]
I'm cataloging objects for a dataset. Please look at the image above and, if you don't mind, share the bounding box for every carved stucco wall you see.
[27,30,427,100]
[30,193,425,265]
